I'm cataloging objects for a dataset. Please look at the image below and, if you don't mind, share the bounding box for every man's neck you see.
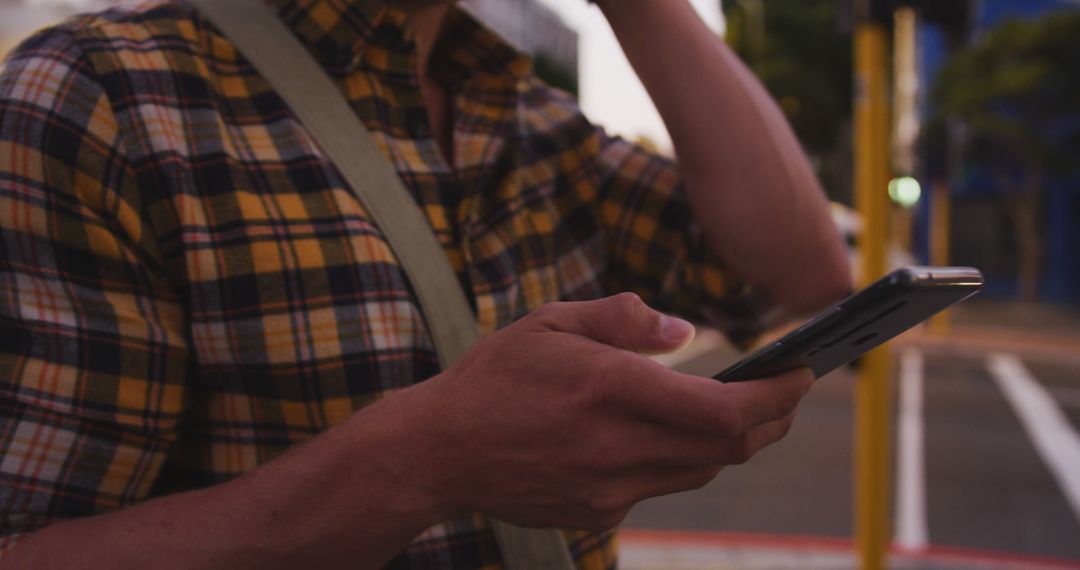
[395,1,456,165]
[396,1,453,78]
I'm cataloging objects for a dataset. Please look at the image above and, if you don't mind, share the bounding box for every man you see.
[0,0,850,567]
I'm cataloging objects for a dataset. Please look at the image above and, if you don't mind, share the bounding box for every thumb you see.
[533,293,696,353]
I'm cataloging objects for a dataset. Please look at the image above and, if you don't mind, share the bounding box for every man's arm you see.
[597,0,851,316]
[5,295,814,569]
[2,398,449,568]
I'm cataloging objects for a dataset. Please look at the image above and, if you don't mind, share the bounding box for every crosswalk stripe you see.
[987,353,1080,524]
[895,348,929,551]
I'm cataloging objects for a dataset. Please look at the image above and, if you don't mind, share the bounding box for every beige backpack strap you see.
[185,1,575,568]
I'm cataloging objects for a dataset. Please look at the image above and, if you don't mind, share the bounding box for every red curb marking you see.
[618,530,1080,569]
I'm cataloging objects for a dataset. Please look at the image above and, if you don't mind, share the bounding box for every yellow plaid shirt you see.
[0,0,768,567]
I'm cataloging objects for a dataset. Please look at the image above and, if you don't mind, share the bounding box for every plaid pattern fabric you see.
[0,0,768,567]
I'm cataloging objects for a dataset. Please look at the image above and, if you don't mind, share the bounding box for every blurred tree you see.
[932,11,1080,300]
[723,0,853,203]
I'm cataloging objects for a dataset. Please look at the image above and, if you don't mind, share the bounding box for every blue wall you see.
[976,0,1080,28]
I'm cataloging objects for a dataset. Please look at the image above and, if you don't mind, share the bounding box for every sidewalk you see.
[897,299,1080,365]
[618,531,1080,570]
[948,299,1080,341]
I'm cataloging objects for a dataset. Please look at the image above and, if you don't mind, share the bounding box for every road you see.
[620,325,1080,569]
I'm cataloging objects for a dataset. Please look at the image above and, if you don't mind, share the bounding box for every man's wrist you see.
[208,383,458,566]
[331,381,460,527]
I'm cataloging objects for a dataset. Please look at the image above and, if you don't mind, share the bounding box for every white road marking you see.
[895,348,929,551]
[987,352,1080,523]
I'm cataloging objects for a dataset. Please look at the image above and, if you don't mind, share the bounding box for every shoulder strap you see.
[185,1,574,568]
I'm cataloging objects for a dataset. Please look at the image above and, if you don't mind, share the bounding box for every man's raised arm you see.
[597,0,852,316]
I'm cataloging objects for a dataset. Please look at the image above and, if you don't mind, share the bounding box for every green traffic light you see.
[889,176,922,208]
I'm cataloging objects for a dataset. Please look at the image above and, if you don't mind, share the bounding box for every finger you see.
[742,409,800,458]
[609,364,812,437]
[716,368,812,432]
[530,293,695,354]
[640,466,724,499]
[597,466,723,510]
[606,412,799,469]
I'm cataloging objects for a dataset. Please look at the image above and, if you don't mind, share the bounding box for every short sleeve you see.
[594,132,772,346]
[0,30,188,555]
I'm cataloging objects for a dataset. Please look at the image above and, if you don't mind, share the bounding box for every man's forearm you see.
[598,0,851,315]
[2,391,447,569]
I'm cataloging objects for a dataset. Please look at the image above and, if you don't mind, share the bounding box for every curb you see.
[618,530,1080,570]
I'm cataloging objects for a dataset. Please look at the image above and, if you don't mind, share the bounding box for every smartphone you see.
[714,266,983,382]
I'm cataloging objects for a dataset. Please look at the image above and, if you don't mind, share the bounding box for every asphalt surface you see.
[621,328,1080,567]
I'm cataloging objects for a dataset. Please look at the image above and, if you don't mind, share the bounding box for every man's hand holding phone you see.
[399,293,811,531]
[4,293,811,569]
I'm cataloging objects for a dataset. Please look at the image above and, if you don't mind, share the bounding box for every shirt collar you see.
[269,0,532,86]
[429,6,533,87]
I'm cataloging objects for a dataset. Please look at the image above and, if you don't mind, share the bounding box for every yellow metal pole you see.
[854,19,893,570]
[928,179,952,334]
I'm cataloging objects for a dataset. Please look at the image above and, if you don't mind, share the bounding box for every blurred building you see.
[1,0,67,55]
[0,0,112,56]
[465,0,578,68]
